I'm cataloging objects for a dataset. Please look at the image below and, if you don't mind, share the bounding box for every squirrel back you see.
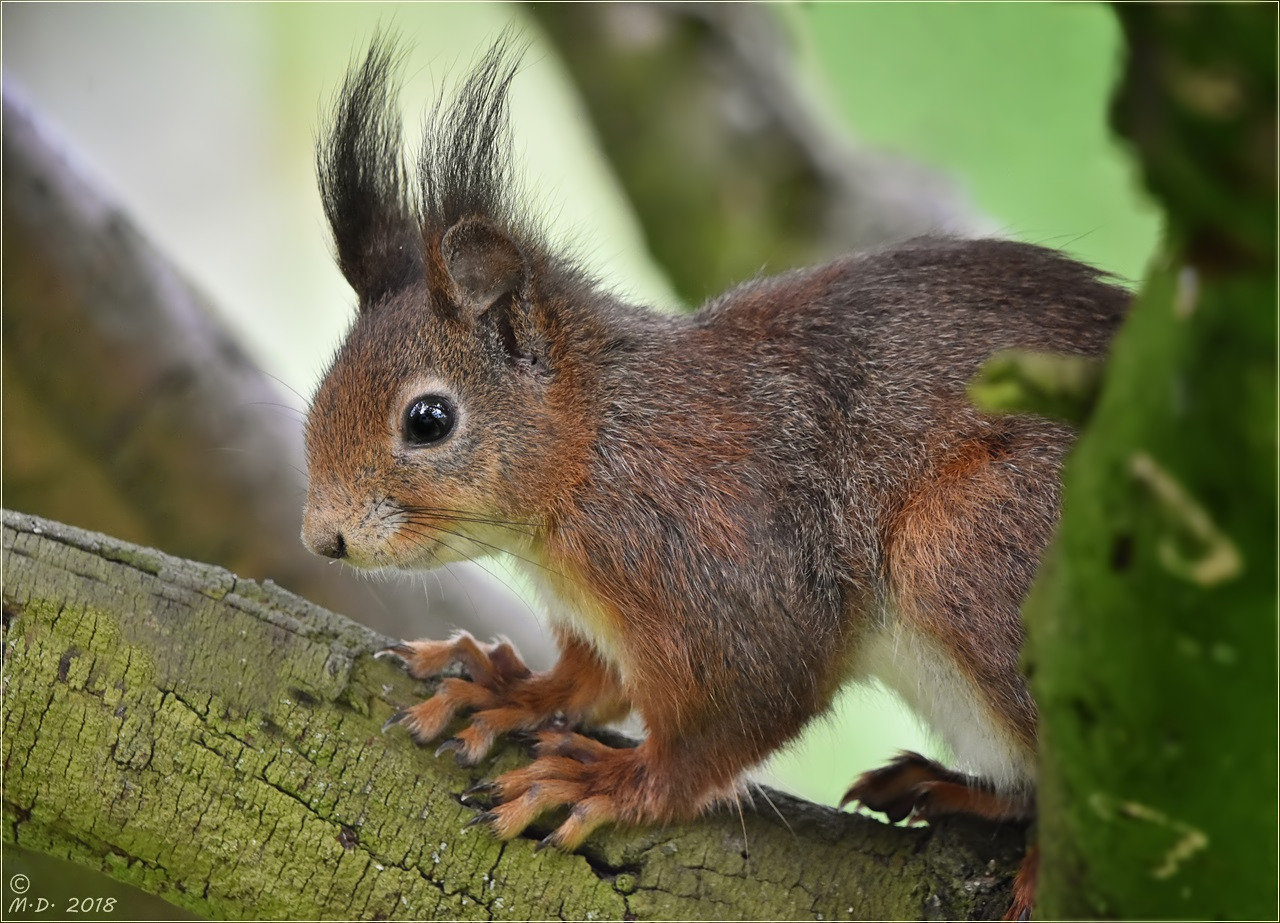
[531,237,1124,785]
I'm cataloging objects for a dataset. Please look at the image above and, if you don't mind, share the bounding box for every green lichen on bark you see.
[1028,4,1277,919]
[3,510,1022,919]
[1,513,620,919]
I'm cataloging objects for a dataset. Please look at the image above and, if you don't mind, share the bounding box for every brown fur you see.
[304,39,1130,915]
[1007,843,1040,922]
[885,429,1060,756]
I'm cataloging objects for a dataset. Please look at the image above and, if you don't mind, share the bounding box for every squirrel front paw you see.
[377,631,541,765]
[378,631,631,766]
[376,630,531,687]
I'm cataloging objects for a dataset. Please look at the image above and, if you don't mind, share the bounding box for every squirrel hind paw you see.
[473,743,645,846]
[1003,843,1039,921]
[840,751,967,822]
[483,781,617,851]
[842,752,1033,825]
[539,796,617,851]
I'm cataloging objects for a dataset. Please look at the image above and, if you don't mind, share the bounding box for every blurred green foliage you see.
[805,2,1160,284]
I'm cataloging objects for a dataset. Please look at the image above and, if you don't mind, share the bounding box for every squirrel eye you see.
[403,395,456,446]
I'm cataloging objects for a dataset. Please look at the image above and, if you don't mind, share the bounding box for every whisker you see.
[404,506,535,529]
[402,506,537,534]
[753,783,795,840]
[245,401,308,421]
[731,788,751,864]
[433,528,566,581]
[400,502,535,525]
[259,370,311,409]
[397,523,444,543]
[439,561,481,626]
[411,520,536,543]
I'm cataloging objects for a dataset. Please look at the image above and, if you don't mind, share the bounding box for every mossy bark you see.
[3,510,1024,920]
[1028,4,1277,918]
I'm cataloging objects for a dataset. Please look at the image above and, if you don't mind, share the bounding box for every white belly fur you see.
[852,616,1035,794]
[519,555,629,682]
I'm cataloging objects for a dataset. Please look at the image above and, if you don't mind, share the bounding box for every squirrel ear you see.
[441,220,527,316]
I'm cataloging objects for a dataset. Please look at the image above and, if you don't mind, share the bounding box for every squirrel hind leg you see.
[844,752,1038,919]
[841,751,1033,824]
[1003,842,1039,922]
[480,730,734,849]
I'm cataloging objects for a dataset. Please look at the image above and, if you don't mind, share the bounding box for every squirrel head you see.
[302,37,582,570]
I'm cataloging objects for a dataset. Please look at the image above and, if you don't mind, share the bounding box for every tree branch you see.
[2,509,1023,919]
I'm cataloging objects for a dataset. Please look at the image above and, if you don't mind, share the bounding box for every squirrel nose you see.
[302,514,348,560]
[313,531,348,560]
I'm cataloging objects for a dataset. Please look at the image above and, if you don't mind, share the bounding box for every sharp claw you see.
[382,709,408,733]
[435,738,465,759]
[534,834,556,853]
[464,811,496,830]
[463,780,496,797]
[374,644,413,661]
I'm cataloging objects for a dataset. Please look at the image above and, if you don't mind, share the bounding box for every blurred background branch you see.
[528,2,984,304]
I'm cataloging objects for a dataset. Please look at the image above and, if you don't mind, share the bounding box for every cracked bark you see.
[3,510,1024,920]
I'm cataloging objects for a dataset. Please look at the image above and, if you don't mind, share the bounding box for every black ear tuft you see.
[441,220,527,316]
[320,33,539,314]
[418,35,525,238]
[317,34,421,308]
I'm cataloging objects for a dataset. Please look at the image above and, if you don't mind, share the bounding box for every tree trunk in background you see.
[3,510,1025,920]
[527,2,984,306]
[1029,4,1277,918]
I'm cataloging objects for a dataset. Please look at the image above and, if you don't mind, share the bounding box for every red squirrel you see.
[302,38,1127,909]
